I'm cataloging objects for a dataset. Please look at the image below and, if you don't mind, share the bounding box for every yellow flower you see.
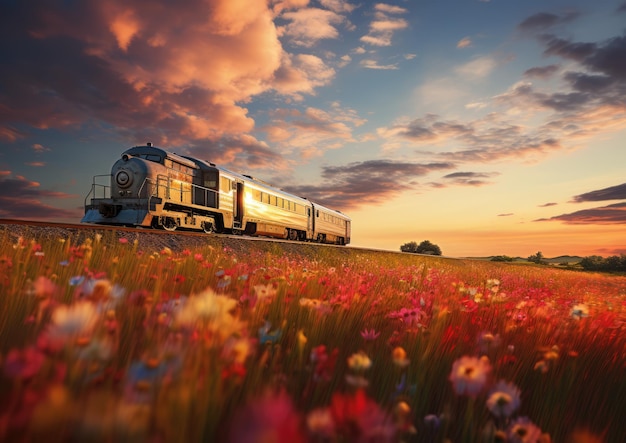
[347,351,372,371]
[392,347,410,368]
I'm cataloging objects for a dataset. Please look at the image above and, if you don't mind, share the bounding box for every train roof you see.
[124,145,197,169]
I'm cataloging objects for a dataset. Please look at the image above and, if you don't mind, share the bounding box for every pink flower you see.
[449,355,491,397]
[228,390,305,443]
[3,347,46,380]
[507,417,543,443]
[330,389,396,442]
[360,328,381,341]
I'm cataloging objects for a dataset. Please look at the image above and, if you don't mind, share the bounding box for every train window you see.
[278,198,283,208]
[204,171,218,188]
[253,190,261,201]
[271,195,277,206]
[137,154,161,163]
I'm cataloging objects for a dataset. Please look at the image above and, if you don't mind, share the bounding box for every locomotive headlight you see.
[115,170,133,188]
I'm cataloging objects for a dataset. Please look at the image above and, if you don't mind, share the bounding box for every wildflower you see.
[347,351,372,372]
[174,288,244,343]
[449,355,491,397]
[47,301,99,343]
[228,390,305,443]
[388,307,423,328]
[297,329,307,353]
[392,347,410,368]
[311,345,338,382]
[253,284,277,303]
[507,417,542,443]
[330,389,396,442]
[307,407,335,439]
[486,380,521,418]
[570,304,589,320]
[258,321,282,345]
[360,328,381,341]
[160,247,172,256]
[299,297,332,314]
[33,276,57,298]
[119,237,128,244]
[3,347,46,380]
[478,331,501,354]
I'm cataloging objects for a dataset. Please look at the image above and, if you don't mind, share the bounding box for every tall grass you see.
[0,229,624,442]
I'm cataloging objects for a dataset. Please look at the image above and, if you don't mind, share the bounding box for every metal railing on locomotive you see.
[84,174,112,205]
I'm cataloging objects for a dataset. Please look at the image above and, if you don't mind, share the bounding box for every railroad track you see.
[0,218,459,260]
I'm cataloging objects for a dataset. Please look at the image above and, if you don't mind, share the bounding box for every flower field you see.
[1,227,625,442]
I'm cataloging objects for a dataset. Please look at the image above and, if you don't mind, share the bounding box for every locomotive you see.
[81,143,351,245]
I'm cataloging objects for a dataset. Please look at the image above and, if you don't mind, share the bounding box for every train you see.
[81,143,351,245]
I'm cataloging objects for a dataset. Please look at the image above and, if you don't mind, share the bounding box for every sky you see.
[1,0,625,258]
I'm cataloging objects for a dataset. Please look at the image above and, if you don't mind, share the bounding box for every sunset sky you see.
[1,0,625,257]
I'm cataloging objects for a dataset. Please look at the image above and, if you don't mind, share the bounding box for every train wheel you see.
[202,221,215,234]
[288,229,298,241]
[162,218,177,231]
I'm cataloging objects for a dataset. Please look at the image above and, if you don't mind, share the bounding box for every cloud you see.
[263,103,366,158]
[571,183,626,202]
[0,0,336,158]
[284,159,455,210]
[457,37,472,49]
[184,134,289,172]
[537,182,626,224]
[535,202,626,225]
[517,11,580,33]
[25,162,46,167]
[0,174,81,220]
[523,64,560,79]
[360,59,399,70]
[279,7,345,47]
[441,171,499,186]
[360,3,408,47]
[539,202,557,207]
[380,28,626,167]
[498,213,514,217]
[455,56,497,79]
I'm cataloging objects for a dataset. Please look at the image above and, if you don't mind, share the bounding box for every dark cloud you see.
[571,183,626,202]
[538,202,557,207]
[517,11,580,33]
[498,213,514,217]
[284,160,456,210]
[440,171,498,186]
[535,202,626,224]
[523,64,560,79]
[542,32,626,81]
[0,175,81,220]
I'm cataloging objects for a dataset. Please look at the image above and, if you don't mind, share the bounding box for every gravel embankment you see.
[0,220,356,259]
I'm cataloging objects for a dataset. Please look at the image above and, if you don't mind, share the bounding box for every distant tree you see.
[527,251,546,264]
[401,240,442,256]
[580,254,626,272]
[490,255,514,262]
